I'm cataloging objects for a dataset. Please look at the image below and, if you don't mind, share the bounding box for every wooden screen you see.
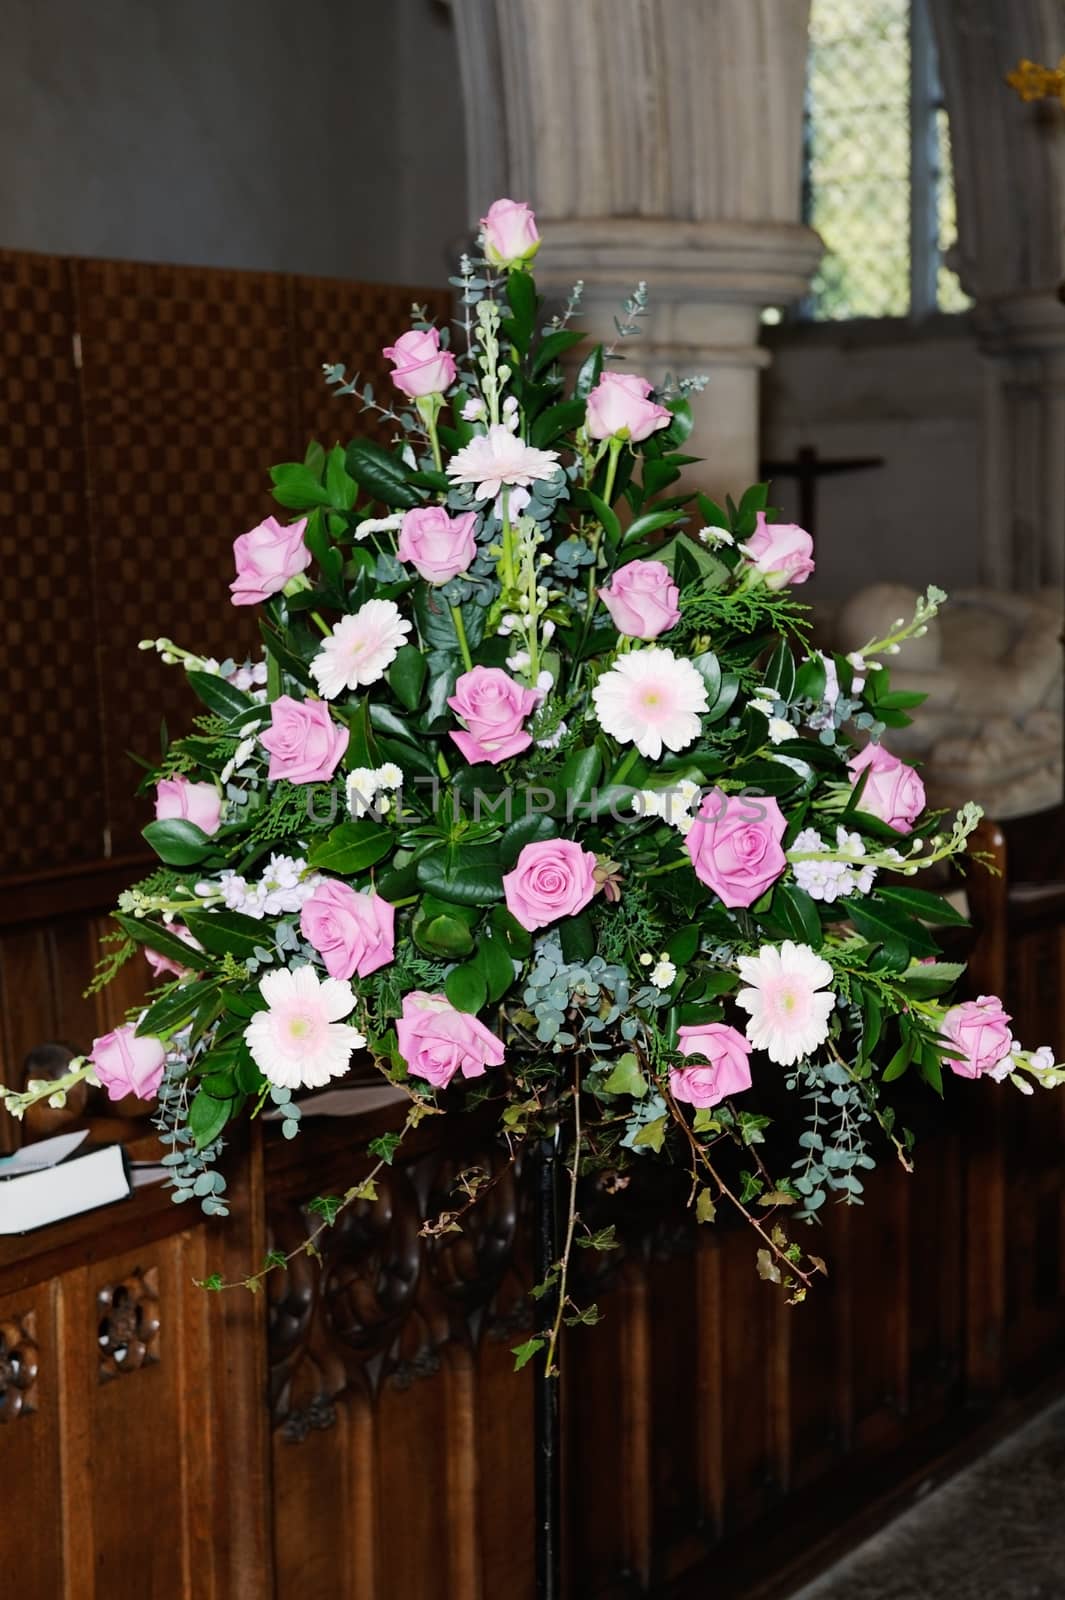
[0,249,447,874]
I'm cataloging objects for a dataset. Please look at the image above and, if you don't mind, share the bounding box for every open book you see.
[0,1131,131,1234]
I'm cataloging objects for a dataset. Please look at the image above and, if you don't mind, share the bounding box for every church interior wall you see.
[762,317,985,608]
[0,0,466,286]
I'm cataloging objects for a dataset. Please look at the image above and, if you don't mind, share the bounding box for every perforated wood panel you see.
[287,273,449,450]
[0,251,106,874]
[75,258,293,854]
[0,251,446,874]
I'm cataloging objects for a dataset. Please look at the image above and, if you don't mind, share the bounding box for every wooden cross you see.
[757,444,884,537]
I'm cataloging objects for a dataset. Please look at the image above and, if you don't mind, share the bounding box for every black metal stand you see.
[534,1128,562,1600]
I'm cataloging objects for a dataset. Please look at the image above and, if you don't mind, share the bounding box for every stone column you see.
[929,0,1065,587]
[449,0,822,501]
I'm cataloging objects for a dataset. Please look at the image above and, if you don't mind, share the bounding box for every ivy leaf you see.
[601,1053,646,1098]
[632,1114,666,1153]
[696,1188,717,1224]
[512,1336,546,1372]
[368,1132,402,1165]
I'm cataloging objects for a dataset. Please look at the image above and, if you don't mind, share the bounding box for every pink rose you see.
[91,1024,167,1103]
[742,512,815,590]
[848,743,926,834]
[585,373,671,444]
[481,198,540,269]
[599,559,680,639]
[686,788,787,908]
[397,506,478,585]
[259,695,349,784]
[382,327,457,400]
[300,881,395,981]
[396,991,505,1088]
[145,924,202,981]
[941,995,1014,1080]
[155,776,222,837]
[448,666,538,766]
[670,1023,753,1108]
[229,515,310,606]
[502,839,599,932]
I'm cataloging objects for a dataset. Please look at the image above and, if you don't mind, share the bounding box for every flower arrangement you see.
[6,198,1062,1373]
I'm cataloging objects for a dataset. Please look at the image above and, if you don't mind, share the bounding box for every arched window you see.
[802,0,968,320]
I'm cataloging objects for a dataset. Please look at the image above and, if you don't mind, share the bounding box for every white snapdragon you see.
[200,856,320,921]
[791,826,876,903]
[220,736,258,786]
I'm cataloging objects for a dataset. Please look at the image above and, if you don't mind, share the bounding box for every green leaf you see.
[137,980,210,1039]
[368,1131,402,1165]
[506,270,538,347]
[500,811,557,868]
[705,671,740,725]
[183,909,273,961]
[185,671,255,722]
[587,491,621,548]
[512,1336,545,1372]
[876,886,968,928]
[621,507,682,546]
[476,931,516,1003]
[898,960,966,999]
[489,904,533,958]
[696,493,730,531]
[847,897,940,958]
[531,327,584,375]
[762,639,796,703]
[325,443,358,510]
[663,396,694,445]
[882,1041,912,1082]
[632,1115,666,1153]
[188,1089,231,1150]
[558,911,594,962]
[445,963,488,1014]
[413,905,476,958]
[142,817,214,867]
[769,883,823,947]
[554,743,602,814]
[308,820,393,876]
[665,925,700,966]
[690,650,722,706]
[530,398,586,448]
[795,655,827,702]
[388,644,428,711]
[695,1188,717,1224]
[114,913,205,970]
[269,461,332,510]
[574,344,604,399]
[601,1053,646,1098]
[344,438,421,509]
[416,845,504,905]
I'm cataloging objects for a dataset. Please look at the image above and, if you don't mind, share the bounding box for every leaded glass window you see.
[802,0,969,321]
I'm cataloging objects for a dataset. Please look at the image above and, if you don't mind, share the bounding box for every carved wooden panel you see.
[97,1265,161,1382]
[0,1309,39,1422]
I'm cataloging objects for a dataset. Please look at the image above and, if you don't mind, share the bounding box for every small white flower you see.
[536,720,568,750]
[376,763,404,791]
[542,619,557,643]
[639,952,654,967]
[735,941,837,1066]
[650,957,677,989]
[698,527,735,548]
[498,612,521,638]
[244,965,366,1090]
[768,717,798,745]
[260,855,317,916]
[461,397,485,422]
[346,767,380,817]
[749,697,775,719]
[506,649,532,673]
[311,599,412,698]
[353,514,403,543]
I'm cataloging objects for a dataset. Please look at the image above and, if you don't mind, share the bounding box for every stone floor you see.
[789,1399,1065,1600]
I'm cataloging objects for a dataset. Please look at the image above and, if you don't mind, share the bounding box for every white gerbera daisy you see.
[446,423,561,501]
[244,965,366,1090]
[592,647,708,760]
[310,599,411,699]
[735,940,837,1067]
